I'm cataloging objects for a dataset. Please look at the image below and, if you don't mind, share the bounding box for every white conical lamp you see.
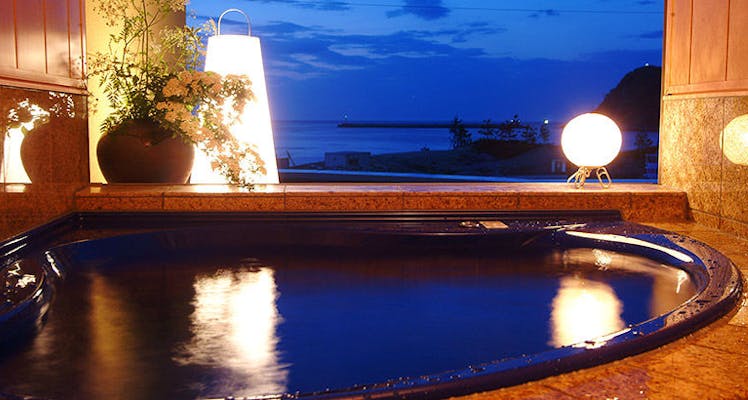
[191,9,279,184]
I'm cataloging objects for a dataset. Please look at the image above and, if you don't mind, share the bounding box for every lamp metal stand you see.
[567,166,612,189]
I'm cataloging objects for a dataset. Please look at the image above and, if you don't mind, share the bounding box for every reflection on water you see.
[564,231,694,263]
[549,275,625,347]
[173,266,288,397]
[88,272,148,398]
[551,248,698,348]
[0,245,700,398]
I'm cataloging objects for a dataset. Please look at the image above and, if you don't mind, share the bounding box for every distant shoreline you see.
[337,121,504,129]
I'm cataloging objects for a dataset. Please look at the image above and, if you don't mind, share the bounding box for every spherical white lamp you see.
[721,114,748,166]
[561,113,622,188]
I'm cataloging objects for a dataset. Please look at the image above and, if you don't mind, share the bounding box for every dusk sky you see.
[189,0,664,123]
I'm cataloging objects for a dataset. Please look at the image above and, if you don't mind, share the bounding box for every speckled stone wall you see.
[1,85,89,238]
[660,95,748,238]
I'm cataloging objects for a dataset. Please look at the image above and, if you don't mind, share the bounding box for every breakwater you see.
[337,121,502,129]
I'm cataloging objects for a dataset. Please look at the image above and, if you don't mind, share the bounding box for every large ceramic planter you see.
[96,119,195,184]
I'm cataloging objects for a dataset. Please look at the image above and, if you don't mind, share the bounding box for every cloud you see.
[256,20,332,36]
[252,0,350,11]
[253,21,487,80]
[406,22,507,44]
[386,0,450,20]
[528,9,560,18]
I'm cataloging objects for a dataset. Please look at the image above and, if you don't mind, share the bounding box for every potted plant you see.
[88,0,264,186]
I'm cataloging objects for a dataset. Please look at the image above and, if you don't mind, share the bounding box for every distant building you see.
[324,152,371,170]
[551,159,567,174]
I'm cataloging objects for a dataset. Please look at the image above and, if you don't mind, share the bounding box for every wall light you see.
[721,114,748,166]
[191,9,279,184]
[561,113,622,188]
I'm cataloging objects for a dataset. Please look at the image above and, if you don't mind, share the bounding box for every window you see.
[189,0,663,183]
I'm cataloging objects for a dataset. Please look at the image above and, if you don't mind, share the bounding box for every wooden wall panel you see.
[14,0,46,73]
[689,0,729,84]
[665,0,692,87]
[727,0,748,81]
[68,0,84,80]
[45,0,71,77]
[0,2,16,68]
[0,0,85,91]
[664,0,748,96]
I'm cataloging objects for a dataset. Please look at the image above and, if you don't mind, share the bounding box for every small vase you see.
[96,119,195,184]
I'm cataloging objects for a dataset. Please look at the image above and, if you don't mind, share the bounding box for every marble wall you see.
[0,85,89,238]
[660,95,748,238]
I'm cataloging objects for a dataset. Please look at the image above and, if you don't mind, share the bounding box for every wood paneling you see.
[727,0,748,81]
[689,0,729,84]
[45,0,70,77]
[15,0,46,73]
[0,0,85,92]
[665,0,692,87]
[665,0,748,96]
[0,2,16,68]
[68,0,84,79]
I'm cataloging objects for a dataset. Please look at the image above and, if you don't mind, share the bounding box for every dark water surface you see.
[0,247,695,399]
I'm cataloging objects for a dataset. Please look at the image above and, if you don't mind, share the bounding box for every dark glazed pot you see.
[96,119,195,184]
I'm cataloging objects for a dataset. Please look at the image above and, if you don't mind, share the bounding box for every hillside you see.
[595,65,661,131]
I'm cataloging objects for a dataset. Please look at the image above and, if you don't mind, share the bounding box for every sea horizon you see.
[270,120,658,166]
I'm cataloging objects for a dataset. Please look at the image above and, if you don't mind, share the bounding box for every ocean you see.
[271,120,658,166]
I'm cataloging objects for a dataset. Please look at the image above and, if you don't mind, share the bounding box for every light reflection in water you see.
[564,231,694,263]
[88,272,148,398]
[563,247,697,318]
[173,266,288,397]
[551,247,697,348]
[549,275,625,348]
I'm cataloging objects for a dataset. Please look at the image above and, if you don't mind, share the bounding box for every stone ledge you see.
[73,183,689,222]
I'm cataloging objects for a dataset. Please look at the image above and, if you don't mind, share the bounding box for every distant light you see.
[645,63,650,66]
[561,113,622,188]
[543,119,549,124]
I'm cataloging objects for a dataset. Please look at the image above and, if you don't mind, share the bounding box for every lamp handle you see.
[217,8,251,36]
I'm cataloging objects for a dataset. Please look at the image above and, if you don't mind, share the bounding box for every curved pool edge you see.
[0,211,743,400]
[273,224,743,400]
